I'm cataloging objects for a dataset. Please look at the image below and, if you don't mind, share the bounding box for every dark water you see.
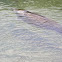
[0,0,62,62]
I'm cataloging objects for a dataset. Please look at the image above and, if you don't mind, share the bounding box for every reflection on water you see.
[0,0,62,62]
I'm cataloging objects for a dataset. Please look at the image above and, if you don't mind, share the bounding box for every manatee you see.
[15,9,62,34]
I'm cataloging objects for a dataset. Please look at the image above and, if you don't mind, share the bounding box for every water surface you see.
[0,0,62,62]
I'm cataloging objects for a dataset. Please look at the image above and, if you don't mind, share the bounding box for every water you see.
[0,0,62,62]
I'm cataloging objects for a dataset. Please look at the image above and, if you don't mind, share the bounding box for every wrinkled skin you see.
[15,9,62,34]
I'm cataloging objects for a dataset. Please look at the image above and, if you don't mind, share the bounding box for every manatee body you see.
[15,9,62,34]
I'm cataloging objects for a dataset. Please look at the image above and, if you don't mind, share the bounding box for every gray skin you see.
[15,9,62,34]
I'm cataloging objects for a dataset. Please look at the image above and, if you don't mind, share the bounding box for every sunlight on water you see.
[0,0,62,62]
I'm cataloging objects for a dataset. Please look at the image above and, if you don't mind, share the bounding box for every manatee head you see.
[15,9,27,17]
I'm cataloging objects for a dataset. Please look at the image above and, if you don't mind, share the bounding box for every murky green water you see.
[0,0,62,62]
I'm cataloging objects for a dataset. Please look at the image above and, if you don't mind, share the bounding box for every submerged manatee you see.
[15,9,62,34]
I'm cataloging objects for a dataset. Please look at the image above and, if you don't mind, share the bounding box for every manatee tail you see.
[39,23,62,35]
